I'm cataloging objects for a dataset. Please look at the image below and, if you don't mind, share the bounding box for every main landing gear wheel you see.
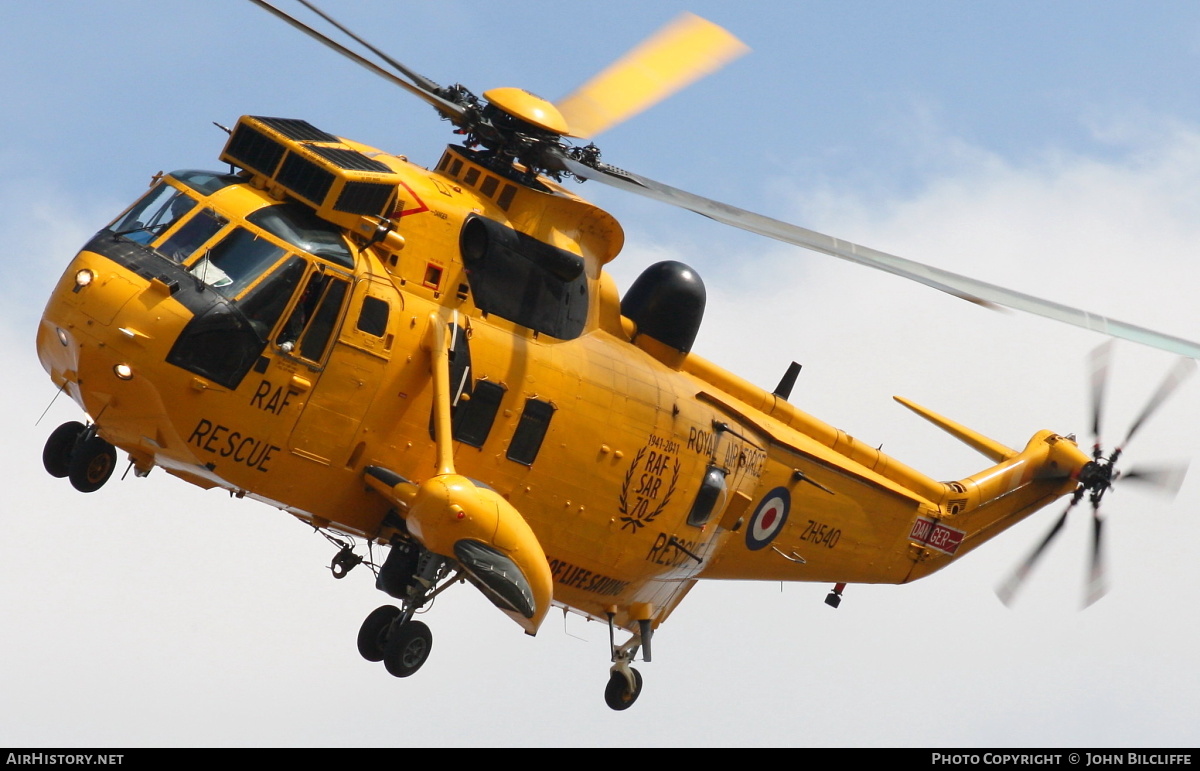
[383,619,433,678]
[43,421,85,478]
[68,435,117,493]
[357,605,401,663]
[604,667,643,711]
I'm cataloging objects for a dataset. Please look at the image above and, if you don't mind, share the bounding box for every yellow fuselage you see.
[36,121,1091,634]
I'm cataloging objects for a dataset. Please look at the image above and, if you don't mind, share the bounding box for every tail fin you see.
[894,395,1017,462]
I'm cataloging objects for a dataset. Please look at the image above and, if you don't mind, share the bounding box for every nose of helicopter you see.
[37,246,189,466]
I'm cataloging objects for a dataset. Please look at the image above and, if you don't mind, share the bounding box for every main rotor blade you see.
[557,154,1200,360]
[995,500,1075,607]
[248,0,466,123]
[1122,356,1197,447]
[555,13,748,138]
[296,0,445,96]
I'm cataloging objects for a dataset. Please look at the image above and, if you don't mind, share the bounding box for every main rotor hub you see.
[482,87,570,136]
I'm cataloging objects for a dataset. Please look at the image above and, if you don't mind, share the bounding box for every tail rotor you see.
[997,344,1194,608]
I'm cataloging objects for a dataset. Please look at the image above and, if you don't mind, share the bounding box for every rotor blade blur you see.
[1084,509,1107,608]
[555,13,749,138]
[558,154,1200,359]
[1121,462,1190,497]
[1122,357,1197,447]
[296,0,444,96]
[1089,341,1113,449]
[247,0,466,122]
[995,501,1074,607]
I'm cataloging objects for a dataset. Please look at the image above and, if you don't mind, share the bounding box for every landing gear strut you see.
[604,614,647,710]
[355,536,450,679]
[43,421,117,493]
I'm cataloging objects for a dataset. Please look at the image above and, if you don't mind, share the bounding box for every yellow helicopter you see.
[33,0,1199,712]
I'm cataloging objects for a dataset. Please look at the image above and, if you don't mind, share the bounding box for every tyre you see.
[383,619,432,677]
[604,668,643,711]
[67,435,117,493]
[43,421,85,478]
[357,605,400,663]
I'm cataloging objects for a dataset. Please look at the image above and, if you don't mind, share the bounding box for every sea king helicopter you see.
[35,0,1200,710]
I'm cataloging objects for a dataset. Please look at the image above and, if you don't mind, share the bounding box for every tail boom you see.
[903,429,1089,582]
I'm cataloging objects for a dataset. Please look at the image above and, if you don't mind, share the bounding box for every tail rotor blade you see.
[1088,341,1113,455]
[996,500,1075,607]
[1123,357,1197,448]
[1121,462,1190,498]
[1084,508,1108,608]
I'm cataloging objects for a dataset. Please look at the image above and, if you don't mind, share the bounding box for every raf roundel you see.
[746,487,791,551]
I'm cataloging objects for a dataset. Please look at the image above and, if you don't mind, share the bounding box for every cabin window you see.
[453,380,506,448]
[108,183,198,245]
[507,398,555,466]
[427,323,473,442]
[448,323,472,404]
[686,465,729,528]
[357,296,390,337]
[159,208,229,262]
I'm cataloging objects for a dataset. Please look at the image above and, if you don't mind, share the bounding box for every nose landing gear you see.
[42,421,117,493]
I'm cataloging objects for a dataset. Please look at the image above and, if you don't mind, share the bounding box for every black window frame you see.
[506,398,555,466]
[453,380,507,448]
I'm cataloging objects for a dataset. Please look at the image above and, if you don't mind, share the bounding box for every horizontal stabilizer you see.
[894,396,1017,462]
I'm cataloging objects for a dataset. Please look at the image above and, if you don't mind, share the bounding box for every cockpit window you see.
[108,183,198,245]
[239,256,306,339]
[298,278,349,361]
[247,204,354,268]
[166,254,306,389]
[188,226,286,297]
[276,271,351,363]
[159,208,228,262]
[169,169,243,196]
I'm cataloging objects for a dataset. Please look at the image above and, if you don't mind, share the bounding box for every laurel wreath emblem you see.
[618,445,681,533]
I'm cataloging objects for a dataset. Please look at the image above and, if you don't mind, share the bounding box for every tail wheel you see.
[68,435,117,493]
[604,667,643,711]
[356,605,400,663]
[43,421,85,478]
[383,620,432,678]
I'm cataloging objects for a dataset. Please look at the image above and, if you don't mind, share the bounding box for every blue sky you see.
[4,0,1200,748]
